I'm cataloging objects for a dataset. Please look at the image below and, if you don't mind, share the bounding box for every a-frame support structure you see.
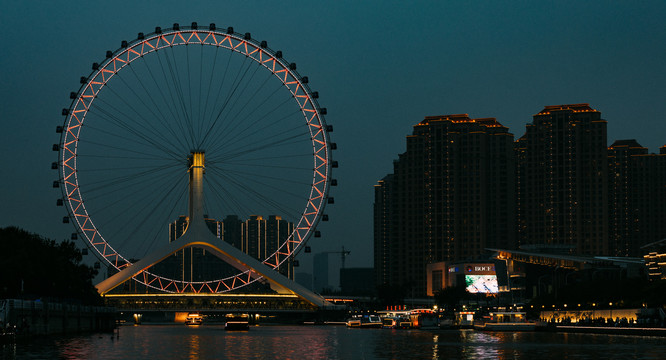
[96,152,331,308]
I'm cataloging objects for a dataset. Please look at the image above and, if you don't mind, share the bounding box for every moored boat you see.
[225,313,250,331]
[474,311,537,331]
[346,314,382,328]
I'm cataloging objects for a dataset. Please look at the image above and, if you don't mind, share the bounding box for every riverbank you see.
[1,299,116,339]
[554,325,666,337]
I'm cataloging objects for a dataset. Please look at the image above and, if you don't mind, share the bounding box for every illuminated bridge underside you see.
[490,248,643,270]
[104,293,319,312]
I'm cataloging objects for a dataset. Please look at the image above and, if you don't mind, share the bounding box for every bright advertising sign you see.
[465,274,499,294]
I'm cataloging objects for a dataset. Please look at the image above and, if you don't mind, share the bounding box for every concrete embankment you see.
[1,299,116,337]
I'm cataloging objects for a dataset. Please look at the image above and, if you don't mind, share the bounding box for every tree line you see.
[0,227,101,305]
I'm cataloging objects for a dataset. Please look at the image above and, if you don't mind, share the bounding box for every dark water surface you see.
[2,325,664,359]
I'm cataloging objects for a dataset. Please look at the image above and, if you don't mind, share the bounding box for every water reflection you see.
[431,334,439,360]
[4,325,666,360]
[458,330,501,359]
[187,334,200,360]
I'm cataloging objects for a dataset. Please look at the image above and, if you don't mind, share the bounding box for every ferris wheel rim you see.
[57,24,332,293]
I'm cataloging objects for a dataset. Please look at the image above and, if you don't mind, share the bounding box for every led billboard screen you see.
[465,274,499,294]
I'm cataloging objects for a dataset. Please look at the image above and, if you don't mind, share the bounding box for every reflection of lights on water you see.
[460,330,501,359]
[188,335,200,359]
[432,334,439,359]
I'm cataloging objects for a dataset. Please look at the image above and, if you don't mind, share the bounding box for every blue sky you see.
[1,1,665,284]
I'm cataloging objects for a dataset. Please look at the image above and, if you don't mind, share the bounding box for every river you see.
[2,325,665,359]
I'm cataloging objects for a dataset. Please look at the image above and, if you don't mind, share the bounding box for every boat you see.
[473,311,537,331]
[225,313,250,331]
[381,316,411,329]
[409,309,439,330]
[346,314,382,328]
[185,313,203,325]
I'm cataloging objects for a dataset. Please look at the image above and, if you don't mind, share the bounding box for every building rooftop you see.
[609,139,645,149]
[536,103,598,115]
[418,114,506,128]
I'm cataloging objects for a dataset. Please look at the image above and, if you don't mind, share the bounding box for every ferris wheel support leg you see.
[95,227,332,308]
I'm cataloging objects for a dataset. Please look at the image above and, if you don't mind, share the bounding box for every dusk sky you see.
[1,1,665,283]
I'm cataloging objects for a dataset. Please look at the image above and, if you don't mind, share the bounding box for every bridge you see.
[95,152,334,313]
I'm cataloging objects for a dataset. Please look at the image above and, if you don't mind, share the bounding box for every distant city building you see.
[516,104,609,255]
[375,114,516,297]
[426,261,504,296]
[376,104,665,300]
[608,140,649,256]
[163,215,226,283]
[609,142,666,257]
[340,268,374,295]
[313,252,329,293]
[222,215,243,249]
[158,214,295,284]
[643,239,666,281]
[295,272,313,291]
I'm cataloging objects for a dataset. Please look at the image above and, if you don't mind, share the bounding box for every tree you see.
[0,227,101,305]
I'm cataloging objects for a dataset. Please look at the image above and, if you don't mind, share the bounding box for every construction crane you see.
[325,246,351,268]
[336,246,351,269]
[306,245,351,268]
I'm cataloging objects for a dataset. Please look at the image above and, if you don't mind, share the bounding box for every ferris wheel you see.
[54,23,335,293]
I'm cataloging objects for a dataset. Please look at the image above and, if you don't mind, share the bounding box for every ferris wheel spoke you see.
[185,45,194,139]
[97,84,181,150]
[205,76,292,152]
[154,48,196,149]
[114,67,183,147]
[199,47,221,143]
[140,55,194,151]
[163,46,198,146]
[131,177,189,258]
[207,152,311,166]
[201,48,234,143]
[208,165,311,186]
[82,124,183,163]
[204,176,253,220]
[125,62,193,153]
[209,105,302,156]
[205,171,301,221]
[211,122,307,159]
[209,168,303,220]
[98,173,188,254]
[90,92,186,161]
[208,166,309,203]
[200,65,267,149]
[88,170,185,229]
[77,137,183,163]
[195,45,204,142]
[199,54,255,148]
[213,129,310,163]
[77,154,181,163]
[80,163,181,196]
[215,86,293,148]
[78,163,177,172]
[91,176,186,248]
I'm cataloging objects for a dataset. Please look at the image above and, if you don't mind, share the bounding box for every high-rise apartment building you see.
[164,215,226,282]
[516,104,608,255]
[609,141,666,256]
[374,114,515,297]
